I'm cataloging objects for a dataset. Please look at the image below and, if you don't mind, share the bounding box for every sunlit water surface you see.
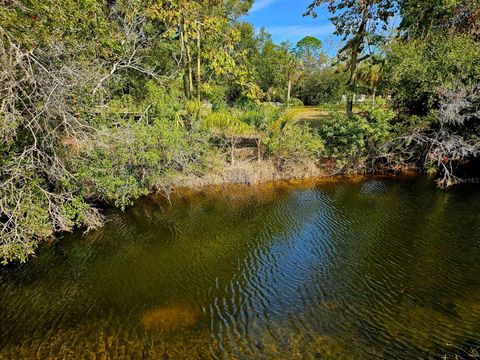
[1,176,480,359]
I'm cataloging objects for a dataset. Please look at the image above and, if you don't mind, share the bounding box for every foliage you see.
[384,34,480,115]
[0,0,116,263]
[295,36,326,69]
[296,36,322,56]
[287,98,304,107]
[239,104,284,130]
[266,122,325,164]
[201,109,255,136]
[72,119,218,210]
[384,84,480,187]
[0,167,100,264]
[318,103,395,171]
[306,0,397,115]
[399,0,480,39]
[306,0,396,39]
[297,67,348,105]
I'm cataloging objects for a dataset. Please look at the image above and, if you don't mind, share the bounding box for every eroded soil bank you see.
[158,159,418,198]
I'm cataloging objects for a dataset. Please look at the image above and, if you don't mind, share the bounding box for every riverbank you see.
[148,159,419,205]
[164,159,324,189]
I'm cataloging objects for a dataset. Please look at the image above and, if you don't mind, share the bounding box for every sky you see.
[243,0,340,54]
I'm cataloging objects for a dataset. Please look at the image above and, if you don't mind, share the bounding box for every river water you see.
[1,176,479,359]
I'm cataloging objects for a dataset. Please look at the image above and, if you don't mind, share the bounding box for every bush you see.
[296,67,348,105]
[384,84,480,187]
[202,83,228,110]
[72,119,218,209]
[0,155,101,264]
[287,98,304,107]
[266,123,324,163]
[318,105,395,171]
[239,104,283,131]
[384,34,480,115]
[201,109,256,136]
[233,96,258,110]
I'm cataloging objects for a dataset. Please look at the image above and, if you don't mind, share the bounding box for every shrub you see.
[287,98,304,107]
[266,123,324,163]
[72,119,218,209]
[239,104,284,131]
[0,155,101,264]
[202,83,228,110]
[233,96,258,110]
[145,81,183,121]
[384,34,480,115]
[296,67,348,105]
[384,84,480,187]
[201,109,255,136]
[318,106,395,171]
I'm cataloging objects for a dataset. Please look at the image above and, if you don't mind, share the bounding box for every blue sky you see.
[243,0,340,53]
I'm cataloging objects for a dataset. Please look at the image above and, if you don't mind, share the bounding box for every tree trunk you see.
[345,6,369,117]
[196,25,201,102]
[182,19,193,99]
[186,44,194,98]
[287,76,292,106]
[179,21,190,99]
[346,46,358,117]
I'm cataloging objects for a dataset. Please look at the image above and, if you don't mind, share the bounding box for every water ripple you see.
[1,177,480,359]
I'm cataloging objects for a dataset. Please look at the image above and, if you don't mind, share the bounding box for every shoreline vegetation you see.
[1,0,479,264]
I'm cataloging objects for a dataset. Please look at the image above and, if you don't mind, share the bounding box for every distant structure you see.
[342,94,367,103]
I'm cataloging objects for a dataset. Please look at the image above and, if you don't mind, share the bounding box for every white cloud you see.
[250,0,279,13]
[267,24,334,37]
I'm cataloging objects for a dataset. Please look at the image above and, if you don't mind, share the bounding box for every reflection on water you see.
[1,176,480,359]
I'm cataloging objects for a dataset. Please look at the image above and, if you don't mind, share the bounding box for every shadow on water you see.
[1,176,480,359]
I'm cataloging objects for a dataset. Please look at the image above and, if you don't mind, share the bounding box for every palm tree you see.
[356,61,381,104]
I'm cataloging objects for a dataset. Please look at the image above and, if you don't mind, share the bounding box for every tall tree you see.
[306,0,397,116]
[295,36,324,69]
[356,57,382,103]
[399,0,480,39]
[147,0,254,101]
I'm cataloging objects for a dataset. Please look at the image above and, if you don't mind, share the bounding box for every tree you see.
[239,28,293,103]
[399,0,480,39]
[147,0,255,103]
[0,0,119,262]
[295,36,324,68]
[306,0,397,116]
[355,58,382,103]
[279,42,301,105]
[384,83,480,187]
[296,66,348,105]
[384,34,480,115]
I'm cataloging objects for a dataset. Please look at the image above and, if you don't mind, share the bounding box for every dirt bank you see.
[165,160,327,189]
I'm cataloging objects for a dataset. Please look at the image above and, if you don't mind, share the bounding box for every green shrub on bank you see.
[0,156,101,264]
[318,105,395,171]
[201,109,255,136]
[0,176,55,264]
[266,122,325,163]
[240,104,284,131]
[71,119,219,209]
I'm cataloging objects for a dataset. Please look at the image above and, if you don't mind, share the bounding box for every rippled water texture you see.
[1,176,480,359]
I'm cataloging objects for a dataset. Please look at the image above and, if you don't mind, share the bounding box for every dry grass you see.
[286,106,366,124]
[287,106,329,122]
